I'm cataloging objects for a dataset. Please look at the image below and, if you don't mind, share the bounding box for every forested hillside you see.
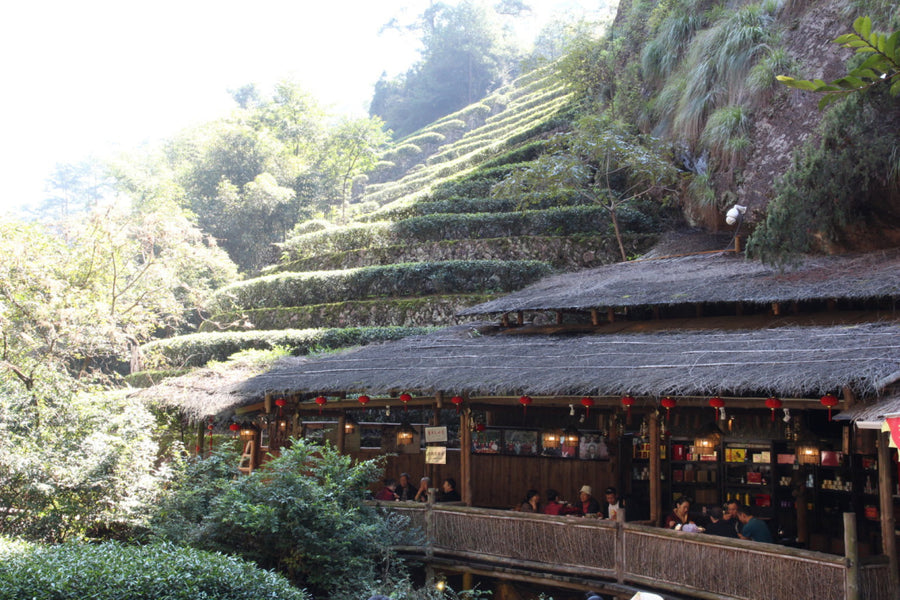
[131,0,900,382]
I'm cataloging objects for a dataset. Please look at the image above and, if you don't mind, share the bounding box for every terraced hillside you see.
[136,64,668,374]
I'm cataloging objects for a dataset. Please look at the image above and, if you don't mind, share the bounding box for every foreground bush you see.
[152,441,412,600]
[0,538,309,600]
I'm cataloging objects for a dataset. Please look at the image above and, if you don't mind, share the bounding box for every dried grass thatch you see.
[133,353,306,420]
[459,245,900,315]
[236,321,900,401]
[834,391,900,424]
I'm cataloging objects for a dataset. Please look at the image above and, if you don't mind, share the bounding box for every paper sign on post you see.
[426,446,447,464]
[425,426,448,443]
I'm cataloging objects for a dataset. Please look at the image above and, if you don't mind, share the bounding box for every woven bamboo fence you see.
[386,504,896,600]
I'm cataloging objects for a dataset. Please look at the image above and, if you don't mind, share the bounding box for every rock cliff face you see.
[737,1,855,222]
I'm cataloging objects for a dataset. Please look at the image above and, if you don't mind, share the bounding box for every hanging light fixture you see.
[563,425,580,446]
[396,421,416,446]
[238,422,258,442]
[541,429,561,449]
[795,426,820,465]
[693,421,724,452]
[343,413,358,435]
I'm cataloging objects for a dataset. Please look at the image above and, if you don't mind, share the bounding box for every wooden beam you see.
[460,411,472,506]
[843,512,860,600]
[877,430,900,598]
[649,411,661,527]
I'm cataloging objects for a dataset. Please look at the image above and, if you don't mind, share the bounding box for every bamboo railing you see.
[386,503,896,600]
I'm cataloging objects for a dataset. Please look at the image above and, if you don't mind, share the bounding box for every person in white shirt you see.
[602,486,625,522]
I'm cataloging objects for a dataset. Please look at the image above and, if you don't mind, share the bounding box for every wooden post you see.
[336,414,346,454]
[649,410,661,527]
[607,307,615,323]
[591,309,599,326]
[501,313,510,327]
[772,302,781,316]
[844,512,860,600]
[460,410,472,506]
[195,421,205,457]
[877,430,900,598]
[264,392,272,414]
[517,311,524,326]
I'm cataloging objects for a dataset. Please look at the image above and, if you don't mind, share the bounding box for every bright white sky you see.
[0,0,608,216]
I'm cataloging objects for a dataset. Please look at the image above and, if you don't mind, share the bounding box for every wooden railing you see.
[386,503,895,600]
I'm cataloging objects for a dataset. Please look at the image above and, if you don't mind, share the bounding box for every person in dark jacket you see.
[396,472,416,501]
[438,477,461,502]
[577,485,601,516]
[705,505,738,538]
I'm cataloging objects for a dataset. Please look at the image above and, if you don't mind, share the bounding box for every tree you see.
[492,116,679,261]
[152,439,411,600]
[371,1,520,136]
[318,116,390,221]
[777,16,900,108]
[36,159,114,221]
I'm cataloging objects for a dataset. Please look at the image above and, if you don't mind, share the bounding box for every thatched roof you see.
[834,391,900,425]
[235,321,900,401]
[132,354,307,420]
[458,245,900,315]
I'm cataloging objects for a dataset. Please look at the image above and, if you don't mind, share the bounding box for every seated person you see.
[601,486,625,521]
[520,489,540,513]
[374,478,398,501]
[737,504,773,543]
[543,489,567,515]
[396,472,416,501]
[437,477,461,502]
[577,485,601,516]
[664,496,693,529]
[705,505,738,538]
[414,476,431,502]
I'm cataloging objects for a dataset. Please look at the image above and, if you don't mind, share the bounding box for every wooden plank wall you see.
[358,449,617,509]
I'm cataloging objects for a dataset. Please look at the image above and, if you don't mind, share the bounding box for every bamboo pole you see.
[877,430,900,599]
[844,512,859,600]
[649,411,661,527]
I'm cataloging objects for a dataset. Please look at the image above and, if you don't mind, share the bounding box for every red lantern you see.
[315,395,327,414]
[820,394,839,421]
[661,397,676,421]
[621,395,635,422]
[709,396,725,418]
[765,397,782,422]
[229,422,240,434]
[358,395,370,406]
[275,398,287,407]
[474,422,486,433]
[580,396,595,417]
[399,393,412,412]
[451,395,464,413]
[519,395,533,415]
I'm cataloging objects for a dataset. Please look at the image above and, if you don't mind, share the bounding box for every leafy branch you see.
[777,16,900,109]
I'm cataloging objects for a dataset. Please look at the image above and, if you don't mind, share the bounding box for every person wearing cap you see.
[601,486,625,522]
[577,484,601,516]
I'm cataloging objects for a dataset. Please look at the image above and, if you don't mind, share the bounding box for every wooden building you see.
[146,236,900,599]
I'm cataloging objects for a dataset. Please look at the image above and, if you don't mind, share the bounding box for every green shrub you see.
[208,260,552,311]
[152,440,412,599]
[140,326,435,369]
[0,539,309,600]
